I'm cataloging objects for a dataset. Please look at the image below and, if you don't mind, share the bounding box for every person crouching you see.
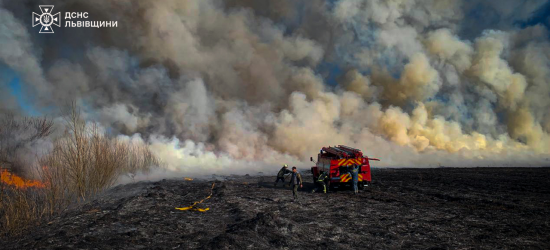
[311,171,328,194]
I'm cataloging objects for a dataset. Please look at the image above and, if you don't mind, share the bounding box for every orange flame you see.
[1,169,45,189]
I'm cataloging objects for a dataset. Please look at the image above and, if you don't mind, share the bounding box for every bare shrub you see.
[1,105,159,236]
[39,105,159,200]
[0,115,54,173]
[0,115,54,236]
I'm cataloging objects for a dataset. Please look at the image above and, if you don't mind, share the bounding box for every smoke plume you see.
[1,0,550,176]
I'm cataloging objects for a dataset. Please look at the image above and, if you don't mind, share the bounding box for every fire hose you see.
[175,183,215,212]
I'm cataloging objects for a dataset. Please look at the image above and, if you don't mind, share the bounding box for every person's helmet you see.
[284,164,288,168]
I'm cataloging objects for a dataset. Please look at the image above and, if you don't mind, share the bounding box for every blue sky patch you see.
[0,65,40,116]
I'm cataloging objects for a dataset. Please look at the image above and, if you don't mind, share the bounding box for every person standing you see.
[289,166,303,200]
[274,164,290,186]
[350,164,359,194]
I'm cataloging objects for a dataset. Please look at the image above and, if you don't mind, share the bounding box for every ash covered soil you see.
[4,168,550,249]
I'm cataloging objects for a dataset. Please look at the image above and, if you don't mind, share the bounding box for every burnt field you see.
[3,167,550,249]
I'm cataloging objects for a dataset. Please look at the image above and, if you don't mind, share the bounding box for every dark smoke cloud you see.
[1,0,550,175]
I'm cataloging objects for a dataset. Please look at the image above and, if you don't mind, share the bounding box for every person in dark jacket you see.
[289,167,303,200]
[350,164,360,194]
[274,164,290,186]
[311,171,328,193]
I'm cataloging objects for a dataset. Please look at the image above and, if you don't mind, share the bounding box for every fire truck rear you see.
[310,145,380,190]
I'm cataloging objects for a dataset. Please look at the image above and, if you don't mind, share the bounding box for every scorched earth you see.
[3,167,550,249]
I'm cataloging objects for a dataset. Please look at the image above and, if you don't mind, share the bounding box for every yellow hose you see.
[175,183,215,212]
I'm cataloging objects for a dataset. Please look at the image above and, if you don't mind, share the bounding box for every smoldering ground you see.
[2,167,550,249]
[1,0,550,177]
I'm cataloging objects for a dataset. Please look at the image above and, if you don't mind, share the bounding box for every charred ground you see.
[3,167,550,249]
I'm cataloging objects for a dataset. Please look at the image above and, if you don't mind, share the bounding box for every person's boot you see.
[274,182,277,187]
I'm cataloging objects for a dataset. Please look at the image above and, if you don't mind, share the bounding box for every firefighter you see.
[311,171,328,193]
[289,166,303,200]
[350,164,360,194]
[274,164,291,186]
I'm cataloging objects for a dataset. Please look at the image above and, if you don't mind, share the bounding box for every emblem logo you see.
[32,5,61,33]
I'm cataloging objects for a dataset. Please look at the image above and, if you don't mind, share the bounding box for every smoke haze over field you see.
[1,0,550,175]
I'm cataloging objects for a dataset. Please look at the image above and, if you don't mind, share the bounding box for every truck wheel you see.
[328,183,336,192]
[360,182,371,191]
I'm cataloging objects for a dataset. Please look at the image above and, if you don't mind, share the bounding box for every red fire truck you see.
[310,145,379,190]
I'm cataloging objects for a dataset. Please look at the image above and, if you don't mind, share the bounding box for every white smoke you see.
[1,0,550,179]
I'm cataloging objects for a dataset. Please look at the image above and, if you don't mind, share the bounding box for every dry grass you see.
[0,183,48,236]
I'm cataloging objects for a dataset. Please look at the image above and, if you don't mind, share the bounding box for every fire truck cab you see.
[310,145,379,190]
